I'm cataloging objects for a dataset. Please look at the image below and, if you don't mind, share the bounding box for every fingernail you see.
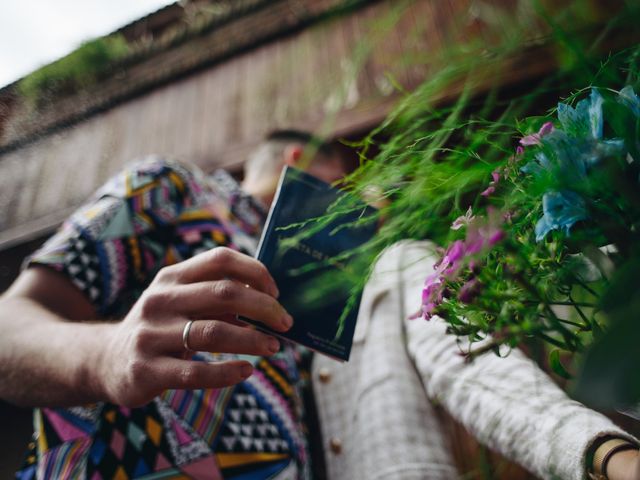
[240,364,253,378]
[267,337,280,353]
[271,284,280,298]
[281,313,293,330]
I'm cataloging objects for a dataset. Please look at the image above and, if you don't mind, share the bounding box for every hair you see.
[243,129,337,182]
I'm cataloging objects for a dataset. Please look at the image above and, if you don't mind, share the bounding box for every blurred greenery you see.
[574,256,640,408]
[18,35,129,106]
[304,0,640,410]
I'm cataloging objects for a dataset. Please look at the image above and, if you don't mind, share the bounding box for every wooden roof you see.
[0,0,633,249]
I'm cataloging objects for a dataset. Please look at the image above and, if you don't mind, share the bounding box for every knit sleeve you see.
[378,240,637,480]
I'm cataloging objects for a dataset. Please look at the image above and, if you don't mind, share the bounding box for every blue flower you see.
[535,190,587,241]
[522,88,625,179]
[519,87,630,241]
[618,86,640,117]
[557,89,602,139]
[521,129,588,179]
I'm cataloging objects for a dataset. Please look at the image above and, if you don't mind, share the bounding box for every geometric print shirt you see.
[16,157,311,480]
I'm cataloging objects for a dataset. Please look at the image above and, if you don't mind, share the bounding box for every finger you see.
[161,247,279,297]
[194,313,247,327]
[176,319,280,356]
[169,280,293,332]
[190,314,248,328]
[156,358,255,390]
[191,313,237,323]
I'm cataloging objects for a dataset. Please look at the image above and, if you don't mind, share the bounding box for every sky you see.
[0,0,177,88]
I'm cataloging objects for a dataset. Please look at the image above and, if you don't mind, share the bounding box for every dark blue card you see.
[247,166,376,361]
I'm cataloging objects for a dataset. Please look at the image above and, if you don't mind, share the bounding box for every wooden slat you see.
[351,2,381,103]
[12,148,45,226]
[189,66,210,165]
[174,74,200,159]
[59,115,105,205]
[256,40,281,134]
[3,0,629,248]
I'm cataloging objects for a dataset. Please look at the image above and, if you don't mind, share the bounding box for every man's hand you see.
[99,247,291,406]
[0,247,290,408]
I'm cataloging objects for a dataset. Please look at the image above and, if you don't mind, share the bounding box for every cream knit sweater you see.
[312,240,636,480]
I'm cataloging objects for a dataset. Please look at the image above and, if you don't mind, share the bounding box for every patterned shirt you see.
[16,157,311,480]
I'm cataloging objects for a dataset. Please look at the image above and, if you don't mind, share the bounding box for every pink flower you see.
[458,278,481,304]
[507,146,525,171]
[414,251,457,320]
[481,168,502,197]
[416,274,444,320]
[445,240,466,266]
[480,186,495,197]
[415,211,506,320]
[519,121,554,146]
[466,208,505,253]
[540,121,554,136]
[488,229,506,245]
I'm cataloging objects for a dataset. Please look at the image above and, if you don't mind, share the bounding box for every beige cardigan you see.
[312,240,635,480]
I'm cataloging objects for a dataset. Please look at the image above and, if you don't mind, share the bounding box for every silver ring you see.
[182,320,195,351]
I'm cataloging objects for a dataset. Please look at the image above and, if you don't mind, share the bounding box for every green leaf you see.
[591,319,604,340]
[573,295,640,409]
[600,257,640,313]
[549,349,573,379]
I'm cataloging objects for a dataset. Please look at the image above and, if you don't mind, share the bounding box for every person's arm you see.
[371,240,638,480]
[0,246,291,408]
[609,449,640,480]
[591,438,640,480]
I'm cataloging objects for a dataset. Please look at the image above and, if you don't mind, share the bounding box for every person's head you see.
[241,129,347,205]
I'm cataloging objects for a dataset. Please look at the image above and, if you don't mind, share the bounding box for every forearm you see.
[606,449,640,480]
[592,439,640,480]
[376,240,636,480]
[0,295,111,407]
[406,318,635,480]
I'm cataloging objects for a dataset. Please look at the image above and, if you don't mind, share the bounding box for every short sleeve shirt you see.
[16,157,311,480]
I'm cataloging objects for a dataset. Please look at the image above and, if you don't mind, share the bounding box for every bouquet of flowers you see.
[412,85,640,407]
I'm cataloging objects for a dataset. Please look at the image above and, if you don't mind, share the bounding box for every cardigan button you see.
[329,437,343,454]
[318,367,332,384]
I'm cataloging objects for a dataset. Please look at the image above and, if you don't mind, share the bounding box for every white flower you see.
[451,206,475,230]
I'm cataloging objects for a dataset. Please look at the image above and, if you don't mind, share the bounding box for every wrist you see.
[589,436,639,480]
[73,322,116,403]
[605,448,640,480]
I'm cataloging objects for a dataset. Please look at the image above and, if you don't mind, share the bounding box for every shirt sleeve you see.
[372,240,638,480]
[26,157,201,317]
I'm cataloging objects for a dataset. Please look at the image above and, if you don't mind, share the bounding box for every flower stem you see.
[546,301,597,308]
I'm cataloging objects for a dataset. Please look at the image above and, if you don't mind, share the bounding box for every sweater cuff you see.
[547,411,638,480]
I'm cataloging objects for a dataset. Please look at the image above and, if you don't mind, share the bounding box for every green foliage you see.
[574,257,640,408]
[300,0,640,409]
[18,35,129,105]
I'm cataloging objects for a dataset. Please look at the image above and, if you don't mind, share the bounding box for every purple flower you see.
[480,169,502,197]
[444,240,466,266]
[458,278,481,304]
[520,121,554,146]
[466,209,505,253]
[415,261,449,320]
[480,185,495,197]
[416,212,506,320]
